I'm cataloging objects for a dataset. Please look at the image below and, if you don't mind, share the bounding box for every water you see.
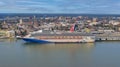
[0,39,120,67]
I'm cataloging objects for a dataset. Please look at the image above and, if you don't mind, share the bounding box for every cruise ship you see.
[22,24,95,43]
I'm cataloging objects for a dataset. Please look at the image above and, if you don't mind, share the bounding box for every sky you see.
[0,0,120,14]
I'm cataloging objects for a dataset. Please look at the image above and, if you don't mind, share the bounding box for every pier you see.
[95,32,120,41]
[96,36,120,41]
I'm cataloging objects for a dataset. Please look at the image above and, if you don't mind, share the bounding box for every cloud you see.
[0,0,120,13]
[16,0,47,5]
[0,1,5,5]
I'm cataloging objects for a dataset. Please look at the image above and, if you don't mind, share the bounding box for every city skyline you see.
[0,0,120,14]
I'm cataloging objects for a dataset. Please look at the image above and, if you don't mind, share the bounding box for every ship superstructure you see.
[22,31,95,43]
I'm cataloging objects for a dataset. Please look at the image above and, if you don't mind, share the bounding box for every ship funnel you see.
[70,24,78,32]
[70,24,75,32]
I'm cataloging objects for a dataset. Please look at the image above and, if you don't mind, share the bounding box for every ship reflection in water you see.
[23,42,95,67]
[23,42,95,52]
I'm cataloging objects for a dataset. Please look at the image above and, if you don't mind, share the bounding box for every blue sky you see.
[0,0,120,14]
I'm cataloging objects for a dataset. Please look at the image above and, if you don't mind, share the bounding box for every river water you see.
[0,39,120,67]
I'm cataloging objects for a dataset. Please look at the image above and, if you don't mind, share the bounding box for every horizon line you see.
[0,13,120,15]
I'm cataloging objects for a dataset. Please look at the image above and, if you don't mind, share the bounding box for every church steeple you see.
[19,18,23,24]
[3,20,6,24]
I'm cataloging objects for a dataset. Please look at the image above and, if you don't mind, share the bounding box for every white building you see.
[109,20,120,25]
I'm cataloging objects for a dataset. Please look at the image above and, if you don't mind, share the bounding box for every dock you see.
[95,32,120,41]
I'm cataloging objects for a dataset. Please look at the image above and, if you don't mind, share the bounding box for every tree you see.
[0,23,1,29]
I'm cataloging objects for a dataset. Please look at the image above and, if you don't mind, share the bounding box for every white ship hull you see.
[23,37,95,43]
